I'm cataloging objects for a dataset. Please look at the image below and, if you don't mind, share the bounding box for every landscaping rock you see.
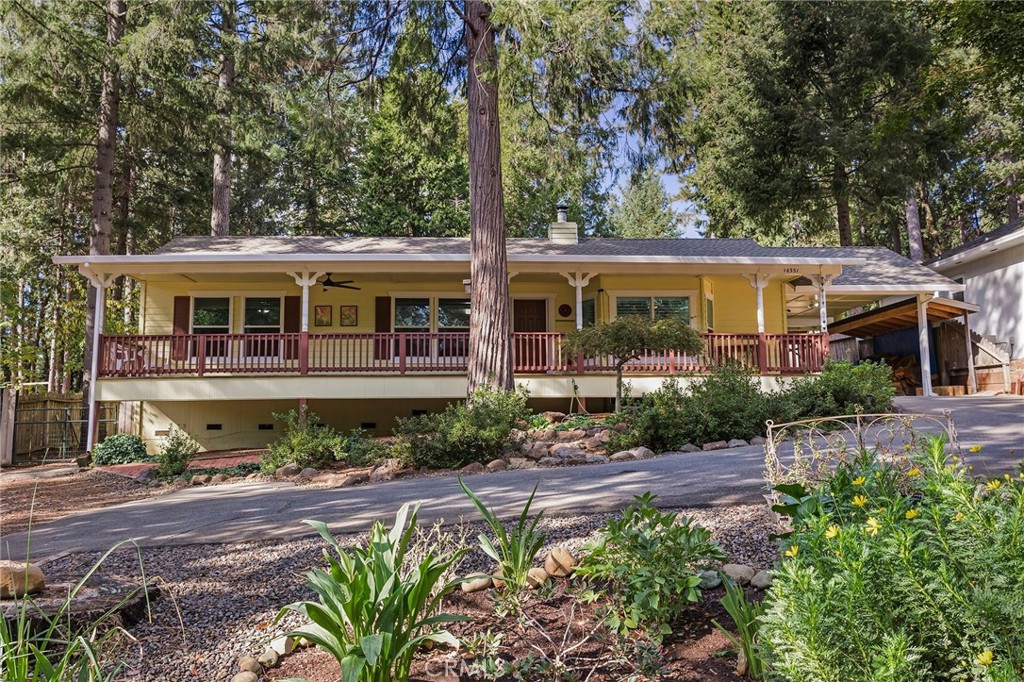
[538,457,562,467]
[270,636,295,656]
[680,443,701,453]
[230,673,258,682]
[460,462,487,475]
[0,561,45,598]
[257,648,279,669]
[541,411,566,424]
[727,439,749,448]
[527,428,556,441]
[722,563,756,585]
[544,548,577,577]
[750,436,766,445]
[238,656,263,675]
[370,459,406,483]
[297,467,319,479]
[507,457,537,470]
[210,473,227,484]
[486,459,507,472]
[613,421,630,432]
[585,454,609,464]
[521,442,552,460]
[558,428,587,442]
[340,472,370,487]
[698,570,722,590]
[632,446,656,460]
[660,451,683,457]
[492,570,506,590]
[609,450,634,462]
[702,440,729,451]
[275,463,301,478]
[549,442,584,457]
[527,567,549,589]
[462,574,492,593]
[751,569,773,590]
[191,474,211,485]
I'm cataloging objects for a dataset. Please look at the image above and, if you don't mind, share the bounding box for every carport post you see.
[917,295,933,397]
[962,311,977,394]
[82,269,115,452]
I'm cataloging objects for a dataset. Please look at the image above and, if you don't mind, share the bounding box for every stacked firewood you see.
[881,355,921,395]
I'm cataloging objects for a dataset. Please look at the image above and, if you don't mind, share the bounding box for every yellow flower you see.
[784,544,799,558]
[825,525,840,539]
[968,465,974,471]
[952,455,959,463]
[1004,473,1012,481]
[875,471,883,478]
[852,476,866,486]
[907,468,921,477]
[905,508,919,520]
[986,479,1002,492]
[968,445,983,453]
[852,494,868,507]
[865,517,881,537]
[955,512,965,522]
[976,650,993,666]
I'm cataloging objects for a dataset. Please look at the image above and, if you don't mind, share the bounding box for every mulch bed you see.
[271,582,747,682]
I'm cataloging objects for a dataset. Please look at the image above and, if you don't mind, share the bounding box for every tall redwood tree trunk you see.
[464,0,513,393]
[905,188,924,262]
[833,162,852,246]
[210,0,235,237]
[83,0,125,424]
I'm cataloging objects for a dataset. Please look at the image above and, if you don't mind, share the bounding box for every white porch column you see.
[746,274,770,333]
[560,272,595,330]
[962,311,977,394]
[289,271,324,332]
[917,295,933,397]
[81,268,115,452]
[813,274,833,333]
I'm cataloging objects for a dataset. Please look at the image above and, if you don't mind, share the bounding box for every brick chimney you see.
[548,202,578,244]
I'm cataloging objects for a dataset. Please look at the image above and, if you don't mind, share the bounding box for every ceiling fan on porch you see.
[320,274,361,292]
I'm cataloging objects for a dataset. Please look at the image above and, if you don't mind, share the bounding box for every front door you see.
[513,299,548,369]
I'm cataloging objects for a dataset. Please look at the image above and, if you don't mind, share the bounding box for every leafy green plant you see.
[2,539,149,682]
[156,427,198,478]
[91,433,148,466]
[761,435,1024,680]
[336,428,389,466]
[277,504,467,682]
[712,578,767,679]
[185,462,261,479]
[261,407,342,473]
[782,360,895,419]
[393,386,530,469]
[459,477,547,596]
[576,492,725,639]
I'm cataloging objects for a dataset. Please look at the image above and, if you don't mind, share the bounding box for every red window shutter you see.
[374,296,391,360]
[172,296,190,361]
[283,296,301,360]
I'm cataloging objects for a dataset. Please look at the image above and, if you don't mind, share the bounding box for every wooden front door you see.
[513,299,547,370]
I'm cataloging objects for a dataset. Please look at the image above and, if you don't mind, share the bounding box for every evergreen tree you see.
[608,168,679,239]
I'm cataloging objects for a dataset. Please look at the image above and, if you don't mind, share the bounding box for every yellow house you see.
[55,215,963,452]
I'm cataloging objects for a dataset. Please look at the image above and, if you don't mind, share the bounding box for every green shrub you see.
[91,433,148,465]
[576,492,725,640]
[460,478,547,596]
[261,408,342,473]
[782,360,895,420]
[393,386,529,469]
[760,436,1024,680]
[157,427,199,478]
[277,504,467,682]
[336,428,390,467]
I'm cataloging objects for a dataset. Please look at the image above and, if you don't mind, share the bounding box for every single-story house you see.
[54,211,965,452]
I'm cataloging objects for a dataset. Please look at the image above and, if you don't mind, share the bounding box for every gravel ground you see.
[41,503,779,681]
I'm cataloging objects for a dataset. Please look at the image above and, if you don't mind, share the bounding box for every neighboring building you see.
[924,220,1024,393]
[55,212,964,452]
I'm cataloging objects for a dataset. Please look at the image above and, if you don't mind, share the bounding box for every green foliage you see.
[91,433,149,466]
[156,427,198,478]
[761,436,1024,680]
[261,408,342,473]
[577,493,725,640]
[608,167,681,238]
[459,478,547,597]
[1,539,147,682]
[393,387,530,470]
[782,360,895,419]
[564,316,704,407]
[712,579,767,679]
[185,462,261,479]
[277,504,467,682]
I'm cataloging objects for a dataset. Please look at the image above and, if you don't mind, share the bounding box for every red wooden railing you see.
[98,331,829,378]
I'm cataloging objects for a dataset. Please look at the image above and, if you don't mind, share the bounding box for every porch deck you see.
[98,332,829,378]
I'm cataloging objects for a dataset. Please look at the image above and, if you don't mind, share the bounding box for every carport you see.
[829,295,980,396]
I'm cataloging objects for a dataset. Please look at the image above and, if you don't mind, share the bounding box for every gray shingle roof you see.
[924,219,1023,264]
[778,247,958,289]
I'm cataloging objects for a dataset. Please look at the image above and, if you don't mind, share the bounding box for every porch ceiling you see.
[827,296,979,338]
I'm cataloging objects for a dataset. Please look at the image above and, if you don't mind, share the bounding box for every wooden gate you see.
[9,393,118,463]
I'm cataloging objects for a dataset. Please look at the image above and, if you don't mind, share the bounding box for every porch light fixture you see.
[463,278,472,295]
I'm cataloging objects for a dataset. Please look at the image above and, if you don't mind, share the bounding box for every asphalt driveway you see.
[1,395,1019,562]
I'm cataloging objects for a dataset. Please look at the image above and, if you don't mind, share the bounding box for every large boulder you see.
[680,443,701,453]
[460,462,487,475]
[722,563,756,585]
[370,458,406,483]
[275,463,301,478]
[0,561,45,598]
[631,446,656,460]
[486,459,508,472]
[609,451,634,462]
[702,440,729,452]
[727,439,749,449]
